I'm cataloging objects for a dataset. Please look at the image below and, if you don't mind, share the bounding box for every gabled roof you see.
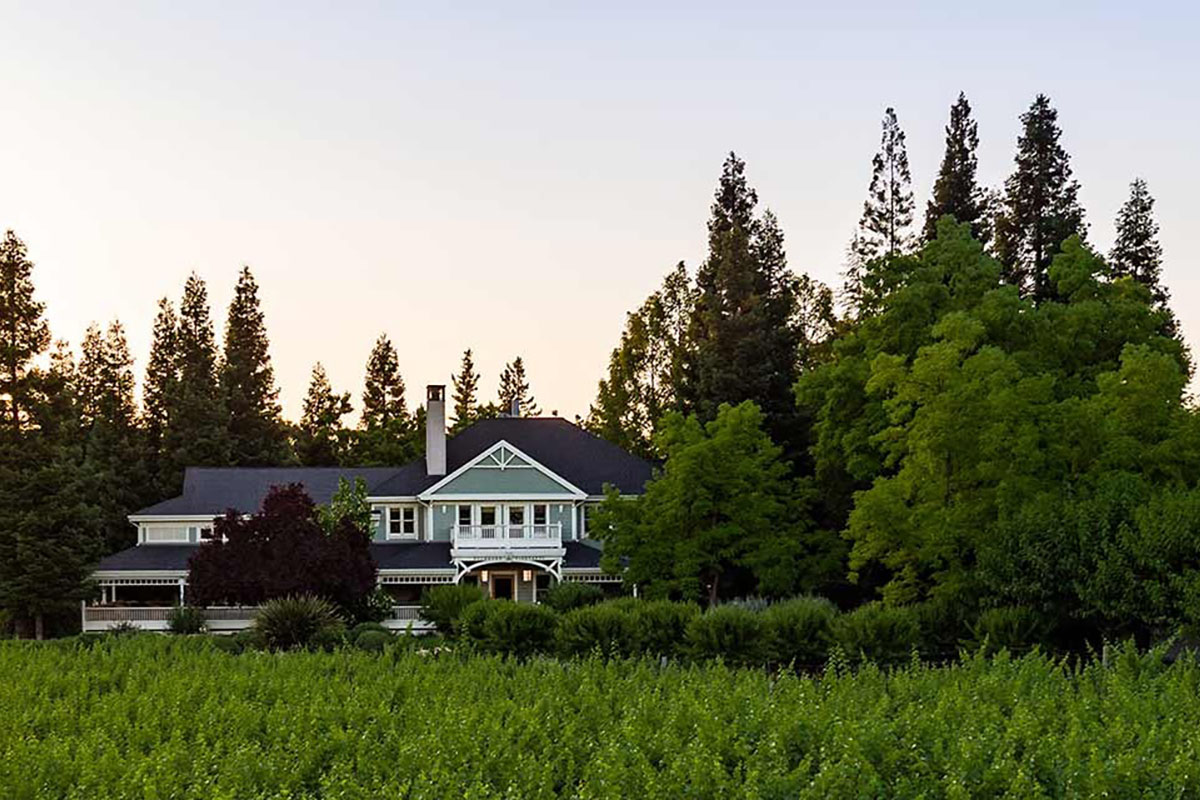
[131,417,653,517]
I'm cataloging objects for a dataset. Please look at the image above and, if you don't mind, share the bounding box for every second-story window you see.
[532,504,548,526]
[457,505,473,528]
[198,526,215,542]
[389,507,417,539]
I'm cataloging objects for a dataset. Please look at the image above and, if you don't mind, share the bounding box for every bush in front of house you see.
[472,602,558,659]
[253,595,345,651]
[207,635,241,654]
[539,582,605,613]
[832,602,920,664]
[685,605,769,667]
[556,602,637,658]
[965,606,1049,655]
[166,605,207,635]
[629,600,700,659]
[354,629,392,652]
[420,584,488,635]
[763,596,837,667]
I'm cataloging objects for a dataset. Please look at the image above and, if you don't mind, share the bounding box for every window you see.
[144,525,189,543]
[480,506,497,526]
[388,507,417,539]
[532,504,548,526]
[197,526,216,542]
[582,505,597,538]
[507,505,525,526]
[457,504,473,528]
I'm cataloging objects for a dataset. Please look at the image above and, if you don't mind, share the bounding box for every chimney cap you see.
[427,385,445,402]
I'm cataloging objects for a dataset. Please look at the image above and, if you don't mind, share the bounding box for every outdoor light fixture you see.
[522,570,532,582]
[480,570,489,582]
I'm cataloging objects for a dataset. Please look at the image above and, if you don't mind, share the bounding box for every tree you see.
[853,108,915,263]
[1110,178,1168,310]
[142,298,179,494]
[587,263,696,458]
[450,349,481,432]
[360,334,407,429]
[166,273,228,480]
[0,230,50,431]
[187,484,377,616]
[924,92,989,243]
[221,267,288,466]
[993,94,1087,300]
[595,401,819,605]
[497,357,539,416]
[295,363,352,466]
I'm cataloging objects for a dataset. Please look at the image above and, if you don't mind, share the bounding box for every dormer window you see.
[198,526,216,542]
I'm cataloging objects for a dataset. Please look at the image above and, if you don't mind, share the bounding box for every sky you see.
[1,1,1196,421]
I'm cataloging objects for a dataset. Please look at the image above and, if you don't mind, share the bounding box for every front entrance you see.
[490,572,516,601]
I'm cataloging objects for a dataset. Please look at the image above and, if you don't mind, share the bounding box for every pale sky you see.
[1,1,1196,421]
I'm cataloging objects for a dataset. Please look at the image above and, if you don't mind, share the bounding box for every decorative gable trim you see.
[418,440,586,500]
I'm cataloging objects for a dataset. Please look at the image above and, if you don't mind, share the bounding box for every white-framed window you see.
[507,505,525,527]
[197,525,216,542]
[532,503,548,526]
[143,525,190,543]
[582,505,597,539]
[457,504,473,528]
[388,507,417,539]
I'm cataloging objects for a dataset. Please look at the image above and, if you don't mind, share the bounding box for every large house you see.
[83,386,653,632]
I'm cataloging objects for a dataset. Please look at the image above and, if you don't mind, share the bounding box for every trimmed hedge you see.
[686,605,769,667]
[763,596,836,666]
[420,584,488,635]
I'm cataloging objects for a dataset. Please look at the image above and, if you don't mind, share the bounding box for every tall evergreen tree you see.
[451,349,480,432]
[142,298,179,494]
[360,334,407,429]
[684,153,804,453]
[993,94,1087,300]
[221,267,287,466]
[1110,178,1167,308]
[853,108,915,263]
[924,92,988,243]
[0,230,50,432]
[166,273,228,480]
[498,357,539,416]
[295,363,352,466]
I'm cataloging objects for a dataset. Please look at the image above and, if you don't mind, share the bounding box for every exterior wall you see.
[430,501,576,540]
[371,503,424,542]
[431,466,568,495]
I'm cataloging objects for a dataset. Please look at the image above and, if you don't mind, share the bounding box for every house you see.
[83,385,653,632]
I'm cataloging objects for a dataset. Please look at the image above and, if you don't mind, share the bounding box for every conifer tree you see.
[360,334,407,429]
[0,230,50,431]
[451,349,481,432]
[498,357,539,416]
[924,92,989,243]
[142,298,179,493]
[221,267,286,465]
[1110,178,1167,308]
[295,362,352,466]
[993,94,1087,300]
[853,108,915,263]
[167,273,228,478]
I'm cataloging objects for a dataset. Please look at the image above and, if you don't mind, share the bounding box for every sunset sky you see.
[1,1,1195,420]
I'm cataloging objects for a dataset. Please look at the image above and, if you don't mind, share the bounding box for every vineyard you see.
[3,637,1200,798]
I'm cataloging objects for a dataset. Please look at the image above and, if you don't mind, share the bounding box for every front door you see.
[491,572,516,601]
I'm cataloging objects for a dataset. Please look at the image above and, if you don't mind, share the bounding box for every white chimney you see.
[510,396,520,418]
[426,385,446,476]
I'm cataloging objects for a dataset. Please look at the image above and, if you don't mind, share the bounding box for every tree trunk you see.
[34,612,45,641]
[707,572,720,608]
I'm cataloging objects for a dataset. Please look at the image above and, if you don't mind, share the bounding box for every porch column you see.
[178,579,185,604]
[111,584,117,603]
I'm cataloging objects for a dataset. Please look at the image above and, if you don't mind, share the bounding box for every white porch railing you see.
[82,604,432,633]
[452,523,562,548]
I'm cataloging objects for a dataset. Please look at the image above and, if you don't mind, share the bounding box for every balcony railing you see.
[452,523,562,549]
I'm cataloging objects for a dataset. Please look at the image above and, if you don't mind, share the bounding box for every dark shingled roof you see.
[95,544,199,572]
[372,542,453,570]
[132,418,653,516]
[563,541,604,569]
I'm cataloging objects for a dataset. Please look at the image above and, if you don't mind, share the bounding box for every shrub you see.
[167,605,207,635]
[833,602,921,664]
[540,582,604,613]
[630,600,699,659]
[232,628,265,652]
[107,621,141,637]
[763,596,837,667]
[967,606,1049,654]
[353,588,395,625]
[456,599,499,641]
[421,584,488,636]
[350,621,389,639]
[208,635,241,654]
[476,603,558,658]
[355,630,392,652]
[686,605,768,667]
[253,595,345,651]
[556,603,637,658]
[914,599,970,658]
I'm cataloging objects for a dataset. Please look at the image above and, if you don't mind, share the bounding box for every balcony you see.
[451,523,564,559]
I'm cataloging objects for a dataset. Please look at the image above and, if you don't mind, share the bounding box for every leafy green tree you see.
[450,348,481,432]
[295,363,352,466]
[0,230,50,431]
[924,92,989,243]
[166,273,228,480]
[993,94,1087,300]
[595,401,820,605]
[1110,178,1168,311]
[498,356,539,416]
[221,267,288,466]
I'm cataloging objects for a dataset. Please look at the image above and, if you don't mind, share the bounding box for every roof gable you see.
[420,440,585,498]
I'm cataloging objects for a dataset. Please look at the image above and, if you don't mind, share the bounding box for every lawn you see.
[2,637,1199,798]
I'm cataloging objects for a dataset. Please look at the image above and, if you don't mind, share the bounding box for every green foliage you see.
[420,584,488,636]
[472,602,557,659]
[685,605,769,667]
[294,362,352,466]
[252,595,344,651]
[206,635,241,654]
[629,600,699,659]
[556,603,637,658]
[763,596,837,666]
[354,629,392,652]
[966,606,1048,655]
[832,602,920,664]
[317,477,372,537]
[497,356,538,415]
[539,582,604,613]
[349,621,389,639]
[166,606,206,635]
[455,598,499,641]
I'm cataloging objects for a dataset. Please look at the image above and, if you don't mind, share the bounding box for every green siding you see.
[431,466,570,495]
[372,504,424,542]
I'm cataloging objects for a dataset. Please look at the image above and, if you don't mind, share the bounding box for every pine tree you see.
[0,230,50,432]
[1110,178,1167,308]
[142,298,179,494]
[221,267,287,465]
[924,92,989,243]
[498,357,539,416]
[993,94,1087,300]
[295,363,352,466]
[451,349,481,432]
[853,108,915,263]
[360,334,407,429]
[167,273,228,478]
